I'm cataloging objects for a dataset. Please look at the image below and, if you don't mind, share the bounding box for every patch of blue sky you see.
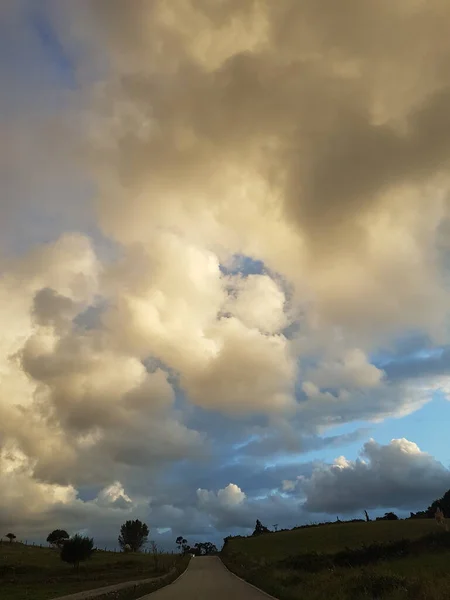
[296,391,450,468]
[76,485,102,502]
[357,391,450,467]
[219,254,265,277]
[29,3,76,88]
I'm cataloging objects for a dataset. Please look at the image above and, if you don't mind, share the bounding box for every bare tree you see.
[150,540,163,572]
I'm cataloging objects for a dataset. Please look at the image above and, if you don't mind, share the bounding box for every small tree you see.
[252,519,270,536]
[6,533,16,543]
[176,536,188,553]
[60,534,94,570]
[118,519,149,552]
[385,512,399,521]
[47,529,70,548]
[376,512,399,521]
[150,540,164,571]
[194,541,218,555]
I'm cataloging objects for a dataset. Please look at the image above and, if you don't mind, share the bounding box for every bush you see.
[60,534,95,569]
[278,531,450,574]
[350,572,409,599]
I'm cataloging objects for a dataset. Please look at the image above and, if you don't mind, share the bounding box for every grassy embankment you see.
[221,519,450,599]
[0,541,189,600]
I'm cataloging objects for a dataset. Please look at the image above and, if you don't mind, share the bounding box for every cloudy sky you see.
[2,0,450,550]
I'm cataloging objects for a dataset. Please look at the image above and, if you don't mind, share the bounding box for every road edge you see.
[135,558,191,599]
[220,557,279,600]
[51,559,190,600]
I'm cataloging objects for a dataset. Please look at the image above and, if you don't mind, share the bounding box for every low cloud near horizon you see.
[2,0,450,548]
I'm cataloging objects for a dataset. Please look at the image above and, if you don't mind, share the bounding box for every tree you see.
[6,533,16,543]
[409,510,428,519]
[118,519,149,552]
[47,529,70,548]
[194,542,218,555]
[252,519,270,536]
[176,536,188,553]
[60,534,94,570]
[385,512,399,521]
[427,488,450,518]
[376,512,399,521]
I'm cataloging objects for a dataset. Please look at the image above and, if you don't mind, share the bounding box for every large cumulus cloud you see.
[300,439,450,514]
[2,0,450,547]
[61,0,450,346]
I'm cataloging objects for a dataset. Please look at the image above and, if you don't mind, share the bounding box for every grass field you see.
[227,519,440,557]
[221,519,450,600]
[0,541,185,600]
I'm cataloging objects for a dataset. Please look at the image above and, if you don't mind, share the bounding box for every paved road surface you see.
[138,556,272,599]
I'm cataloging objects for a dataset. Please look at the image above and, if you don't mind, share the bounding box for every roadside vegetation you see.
[0,519,187,600]
[221,489,450,599]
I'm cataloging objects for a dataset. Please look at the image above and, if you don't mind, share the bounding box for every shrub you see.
[277,531,450,574]
[60,534,95,570]
[350,572,409,599]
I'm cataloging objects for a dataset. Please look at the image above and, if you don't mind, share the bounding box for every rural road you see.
[138,556,273,599]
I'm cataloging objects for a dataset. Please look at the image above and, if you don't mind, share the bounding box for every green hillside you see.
[222,519,450,600]
[0,541,186,600]
[227,519,439,558]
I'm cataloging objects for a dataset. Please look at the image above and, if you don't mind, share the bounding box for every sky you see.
[2,0,450,551]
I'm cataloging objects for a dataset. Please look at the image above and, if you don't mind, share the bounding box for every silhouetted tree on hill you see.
[60,535,94,570]
[6,533,16,543]
[252,519,270,536]
[47,529,69,548]
[118,519,149,552]
[176,536,188,553]
[376,512,399,521]
[427,488,450,518]
[409,510,428,519]
[194,541,218,555]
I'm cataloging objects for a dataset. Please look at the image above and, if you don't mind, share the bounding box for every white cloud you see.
[223,274,288,335]
[197,483,246,510]
[304,348,384,391]
[95,482,133,510]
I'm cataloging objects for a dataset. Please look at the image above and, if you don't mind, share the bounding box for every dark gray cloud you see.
[383,347,450,382]
[301,439,450,514]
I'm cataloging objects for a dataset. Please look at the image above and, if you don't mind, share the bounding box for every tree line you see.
[3,519,152,570]
[223,487,450,547]
[175,536,218,556]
